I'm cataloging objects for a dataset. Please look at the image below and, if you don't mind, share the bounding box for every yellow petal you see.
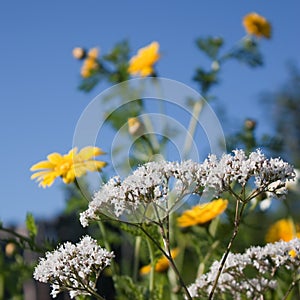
[78,146,105,160]
[77,160,106,172]
[73,164,88,177]
[140,265,151,275]
[31,170,53,180]
[39,174,57,187]
[47,153,64,164]
[30,160,54,171]
[177,199,228,228]
[63,169,76,184]
[65,148,78,159]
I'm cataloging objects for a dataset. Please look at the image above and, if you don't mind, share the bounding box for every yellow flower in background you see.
[81,57,99,78]
[30,146,106,188]
[140,248,179,275]
[79,47,100,78]
[177,198,228,228]
[265,219,300,243]
[87,47,99,60]
[72,47,86,60]
[243,12,271,39]
[128,41,160,77]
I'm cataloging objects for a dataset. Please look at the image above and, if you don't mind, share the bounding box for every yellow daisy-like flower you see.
[177,198,228,228]
[140,248,179,275]
[265,219,300,243]
[128,41,160,77]
[30,146,106,188]
[243,12,272,39]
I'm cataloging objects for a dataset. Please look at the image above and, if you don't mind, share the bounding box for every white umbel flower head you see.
[198,149,295,199]
[80,149,295,226]
[188,238,300,299]
[33,235,114,299]
[80,160,202,225]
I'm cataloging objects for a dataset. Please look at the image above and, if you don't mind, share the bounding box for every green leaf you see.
[103,40,130,65]
[25,213,37,238]
[104,99,143,130]
[196,36,224,59]
[193,68,219,94]
[228,37,263,67]
[78,75,101,92]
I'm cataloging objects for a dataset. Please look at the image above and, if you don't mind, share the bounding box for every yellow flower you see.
[72,47,86,60]
[265,219,300,243]
[243,12,271,39]
[128,41,160,77]
[80,47,100,78]
[30,146,106,188]
[140,248,179,275]
[177,198,228,228]
[87,47,99,60]
[81,57,99,78]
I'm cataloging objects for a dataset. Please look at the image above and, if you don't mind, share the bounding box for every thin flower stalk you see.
[208,198,246,299]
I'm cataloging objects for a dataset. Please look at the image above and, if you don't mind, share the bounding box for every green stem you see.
[136,222,192,299]
[164,244,192,300]
[133,236,142,282]
[0,275,3,300]
[0,226,45,253]
[145,233,155,293]
[282,278,300,300]
[142,114,160,153]
[208,200,246,300]
[182,99,204,160]
[88,287,107,300]
[97,221,117,278]
[197,240,220,277]
[158,213,192,300]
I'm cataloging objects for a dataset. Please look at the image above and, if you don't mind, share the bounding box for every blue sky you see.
[1,1,299,225]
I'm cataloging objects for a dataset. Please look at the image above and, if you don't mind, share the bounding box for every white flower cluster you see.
[199,149,295,198]
[188,238,300,299]
[80,160,201,225]
[33,235,114,299]
[80,149,295,226]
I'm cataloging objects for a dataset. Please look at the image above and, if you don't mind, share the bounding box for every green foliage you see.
[0,241,35,299]
[193,68,219,94]
[25,213,37,239]
[196,36,224,60]
[79,40,130,92]
[114,275,145,300]
[79,75,102,92]
[228,37,263,67]
[105,99,143,131]
[264,65,300,166]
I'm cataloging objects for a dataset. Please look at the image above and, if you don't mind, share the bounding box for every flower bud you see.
[5,242,16,256]
[244,119,256,130]
[128,117,145,136]
[72,47,86,60]
[87,47,99,60]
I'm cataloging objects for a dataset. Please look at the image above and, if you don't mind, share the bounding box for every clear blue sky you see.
[1,1,299,225]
